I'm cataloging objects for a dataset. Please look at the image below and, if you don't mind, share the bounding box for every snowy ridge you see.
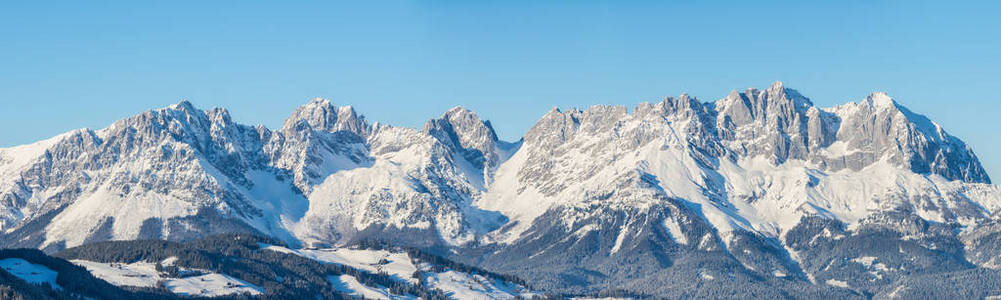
[0,96,510,250]
[475,82,998,248]
[0,83,998,296]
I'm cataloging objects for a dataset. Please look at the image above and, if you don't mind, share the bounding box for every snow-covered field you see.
[165,273,263,297]
[0,258,61,290]
[262,244,418,283]
[826,279,851,289]
[423,270,534,300]
[328,274,418,300]
[71,259,262,297]
[261,244,537,299]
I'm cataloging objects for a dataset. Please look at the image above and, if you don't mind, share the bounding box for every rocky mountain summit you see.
[2,83,999,297]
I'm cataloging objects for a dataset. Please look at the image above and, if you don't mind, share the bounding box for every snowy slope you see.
[262,244,418,283]
[0,129,91,232]
[328,274,411,299]
[72,259,264,297]
[0,102,314,251]
[422,270,535,300]
[475,83,1000,248]
[0,258,61,290]
[293,107,511,247]
[262,244,537,299]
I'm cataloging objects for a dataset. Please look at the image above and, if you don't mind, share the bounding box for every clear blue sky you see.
[2,1,999,181]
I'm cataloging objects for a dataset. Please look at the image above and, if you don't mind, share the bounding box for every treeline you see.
[3,233,881,299]
[875,268,1001,299]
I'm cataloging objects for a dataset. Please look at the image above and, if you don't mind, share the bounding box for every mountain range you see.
[2,82,1001,298]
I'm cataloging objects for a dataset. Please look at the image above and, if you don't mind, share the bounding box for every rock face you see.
[1,84,999,297]
[281,98,370,136]
[0,98,510,250]
[714,82,988,183]
[0,101,309,250]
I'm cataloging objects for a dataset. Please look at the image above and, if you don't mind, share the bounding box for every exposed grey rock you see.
[0,84,998,298]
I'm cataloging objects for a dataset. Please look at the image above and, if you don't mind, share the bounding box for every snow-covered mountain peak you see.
[866,91,895,108]
[716,84,813,123]
[437,106,499,144]
[829,91,901,115]
[768,80,785,90]
[309,97,332,106]
[762,81,813,106]
[443,105,473,117]
[481,83,996,243]
[421,106,507,177]
[281,98,369,136]
[168,100,196,111]
[524,105,592,145]
[820,92,991,183]
[647,93,705,117]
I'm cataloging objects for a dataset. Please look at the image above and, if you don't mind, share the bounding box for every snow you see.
[664,217,688,245]
[0,129,89,231]
[814,141,862,159]
[460,92,1001,279]
[161,256,178,266]
[3,88,1001,298]
[71,260,160,287]
[239,170,308,245]
[262,244,537,299]
[295,124,485,246]
[609,220,630,254]
[475,143,551,243]
[423,270,533,300]
[328,274,415,300]
[867,92,896,108]
[72,259,263,297]
[699,269,715,280]
[0,129,82,175]
[703,155,997,239]
[261,245,418,283]
[888,285,908,298]
[826,279,851,288]
[166,273,264,297]
[477,130,749,244]
[0,258,61,290]
[37,136,313,249]
[42,180,201,249]
[852,256,877,266]
[852,256,890,272]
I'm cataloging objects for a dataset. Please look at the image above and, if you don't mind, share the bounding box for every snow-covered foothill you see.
[261,244,418,283]
[71,259,263,297]
[328,274,418,300]
[422,270,535,300]
[0,258,61,290]
[261,244,538,299]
